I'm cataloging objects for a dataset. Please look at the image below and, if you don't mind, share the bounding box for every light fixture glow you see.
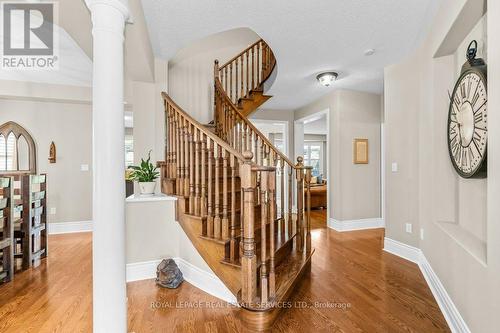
[316,72,338,87]
[364,49,375,56]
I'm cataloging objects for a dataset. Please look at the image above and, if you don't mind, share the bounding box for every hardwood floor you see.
[0,233,93,333]
[0,212,450,332]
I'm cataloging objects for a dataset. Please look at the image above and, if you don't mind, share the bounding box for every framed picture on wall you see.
[353,138,368,164]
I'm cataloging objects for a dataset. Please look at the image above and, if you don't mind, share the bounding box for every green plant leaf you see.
[128,150,159,182]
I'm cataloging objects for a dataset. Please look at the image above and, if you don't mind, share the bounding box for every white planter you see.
[138,182,156,196]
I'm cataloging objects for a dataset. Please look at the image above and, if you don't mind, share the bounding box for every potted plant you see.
[128,150,160,196]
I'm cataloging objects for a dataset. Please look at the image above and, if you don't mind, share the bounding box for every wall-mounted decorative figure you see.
[353,138,369,164]
[48,142,56,164]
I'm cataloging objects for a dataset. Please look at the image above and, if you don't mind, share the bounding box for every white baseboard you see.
[328,217,384,232]
[419,254,471,333]
[383,237,421,263]
[48,220,93,234]
[126,258,237,304]
[383,237,471,333]
[126,259,161,283]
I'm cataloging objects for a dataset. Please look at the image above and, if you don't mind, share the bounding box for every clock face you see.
[448,70,487,178]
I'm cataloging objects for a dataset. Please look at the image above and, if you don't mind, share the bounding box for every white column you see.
[85,1,130,332]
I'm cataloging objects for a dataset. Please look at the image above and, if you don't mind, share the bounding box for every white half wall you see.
[125,195,236,303]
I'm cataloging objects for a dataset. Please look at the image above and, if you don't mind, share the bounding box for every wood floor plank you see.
[0,211,450,332]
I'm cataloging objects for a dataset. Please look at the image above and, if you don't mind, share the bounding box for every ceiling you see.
[0,7,92,87]
[0,0,155,87]
[142,0,441,110]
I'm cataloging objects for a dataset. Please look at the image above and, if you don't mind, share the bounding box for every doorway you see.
[294,109,330,227]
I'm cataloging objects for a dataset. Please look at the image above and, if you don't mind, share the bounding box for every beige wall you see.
[384,51,422,247]
[384,0,500,331]
[168,28,259,124]
[129,58,168,194]
[295,89,382,221]
[0,98,92,224]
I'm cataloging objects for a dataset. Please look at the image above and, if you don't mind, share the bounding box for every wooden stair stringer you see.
[176,207,241,296]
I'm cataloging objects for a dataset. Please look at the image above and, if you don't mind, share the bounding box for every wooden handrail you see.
[219,39,263,70]
[215,38,276,105]
[162,92,246,162]
[214,78,295,168]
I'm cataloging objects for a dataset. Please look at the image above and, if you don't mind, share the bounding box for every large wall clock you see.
[447,40,487,178]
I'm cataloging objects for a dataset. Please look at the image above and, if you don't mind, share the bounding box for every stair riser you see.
[223,218,285,264]
[201,205,262,239]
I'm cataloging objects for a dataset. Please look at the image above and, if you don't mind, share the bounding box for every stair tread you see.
[273,248,314,302]
[221,227,296,268]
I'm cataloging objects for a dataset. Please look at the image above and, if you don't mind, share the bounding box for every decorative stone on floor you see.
[156,259,183,288]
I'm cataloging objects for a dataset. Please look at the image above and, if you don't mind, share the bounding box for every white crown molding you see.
[126,258,237,305]
[328,217,384,232]
[383,237,471,333]
[48,221,93,234]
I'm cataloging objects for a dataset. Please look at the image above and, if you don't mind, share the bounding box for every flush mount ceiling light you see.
[316,72,338,87]
[364,48,375,56]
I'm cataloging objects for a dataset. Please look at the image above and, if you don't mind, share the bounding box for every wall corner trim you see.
[383,237,471,333]
[48,220,93,234]
[328,217,384,232]
[126,258,238,305]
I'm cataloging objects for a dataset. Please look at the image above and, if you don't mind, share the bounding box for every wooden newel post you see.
[295,156,304,252]
[240,151,257,306]
[260,169,269,304]
[214,59,220,135]
[305,167,312,254]
[214,59,219,79]
[268,169,276,300]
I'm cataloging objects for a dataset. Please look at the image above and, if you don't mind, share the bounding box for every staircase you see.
[158,39,314,330]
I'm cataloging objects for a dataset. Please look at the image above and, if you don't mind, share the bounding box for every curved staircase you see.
[158,39,314,330]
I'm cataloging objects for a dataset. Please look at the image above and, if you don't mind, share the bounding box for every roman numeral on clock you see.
[474,112,483,123]
[471,92,480,107]
[474,100,487,114]
[450,124,457,136]
[467,77,472,99]
[472,130,483,158]
[468,147,474,165]
[455,145,462,165]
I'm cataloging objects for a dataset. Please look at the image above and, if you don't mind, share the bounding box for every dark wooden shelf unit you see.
[20,174,48,269]
[0,177,14,283]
